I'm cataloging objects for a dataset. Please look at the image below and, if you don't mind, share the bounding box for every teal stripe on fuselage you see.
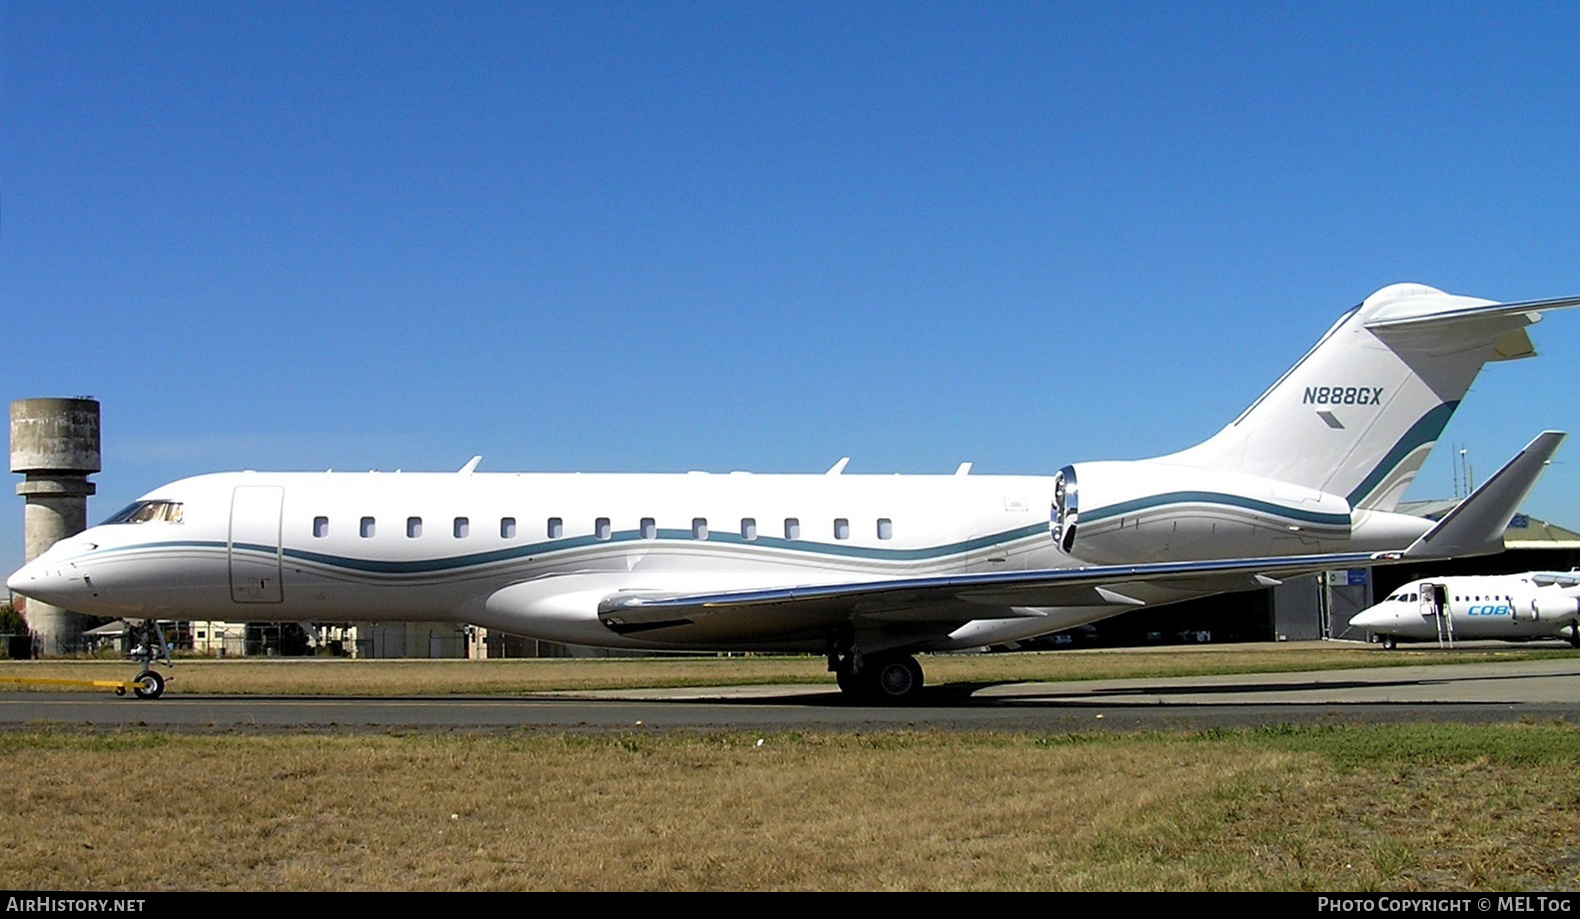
[1079,492,1351,528]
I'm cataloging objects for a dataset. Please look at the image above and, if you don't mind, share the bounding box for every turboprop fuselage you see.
[1352,573,1580,647]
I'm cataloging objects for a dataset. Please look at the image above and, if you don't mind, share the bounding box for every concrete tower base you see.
[11,398,101,655]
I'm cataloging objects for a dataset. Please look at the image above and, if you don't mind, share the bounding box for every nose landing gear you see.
[123,619,173,700]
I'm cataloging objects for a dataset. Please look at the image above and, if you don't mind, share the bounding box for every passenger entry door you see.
[1419,582,1452,645]
[230,485,284,603]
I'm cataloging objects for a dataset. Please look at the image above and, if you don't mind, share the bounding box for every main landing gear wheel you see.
[835,654,925,704]
[133,670,165,700]
[871,656,923,703]
[1380,635,1397,650]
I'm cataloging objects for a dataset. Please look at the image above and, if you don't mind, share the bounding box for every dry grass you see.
[0,725,1576,891]
[3,646,1575,890]
[0,643,1573,696]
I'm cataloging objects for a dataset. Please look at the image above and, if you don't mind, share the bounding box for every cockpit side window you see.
[102,500,184,525]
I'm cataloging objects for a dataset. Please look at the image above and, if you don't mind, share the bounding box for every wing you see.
[595,550,1382,644]
[1529,571,1580,588]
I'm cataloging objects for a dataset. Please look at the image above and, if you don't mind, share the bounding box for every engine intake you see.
[1051,465,1078,553]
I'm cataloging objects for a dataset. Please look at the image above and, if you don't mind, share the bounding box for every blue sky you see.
[5,2,1580,569]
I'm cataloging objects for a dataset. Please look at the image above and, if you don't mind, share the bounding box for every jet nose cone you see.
[1349,606,1387,629]
[7,559,43,596]
[6,557,81,607]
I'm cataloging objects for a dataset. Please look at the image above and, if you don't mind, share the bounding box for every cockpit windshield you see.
[101,500,184,525]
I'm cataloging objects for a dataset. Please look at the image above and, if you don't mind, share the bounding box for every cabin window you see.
[313,516,328,538]
[877,518,893,540]
[454,517,470,538]
[640,518,656,540]
[407,517,423,538]
[741,518,757,540]
[360,516,376,538]
[834,518,850,540]
[595,517,611,540]
[692,518,708,540]
[784,518,800,539]
[548,517,563,539]
[500,517,516,539]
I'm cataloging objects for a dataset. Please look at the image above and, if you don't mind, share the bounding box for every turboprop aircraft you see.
[7,283,1578,701]
[1351,571,1580,649]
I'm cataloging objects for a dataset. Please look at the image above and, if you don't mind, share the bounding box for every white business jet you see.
[1351,571,1580,648]
[8,284,1578,701]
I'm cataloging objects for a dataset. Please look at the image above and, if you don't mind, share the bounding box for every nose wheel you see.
[132,670,166,699]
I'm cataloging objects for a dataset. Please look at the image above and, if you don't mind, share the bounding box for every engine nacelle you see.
[1511,588,1580,623]
[1050,460,1354,565]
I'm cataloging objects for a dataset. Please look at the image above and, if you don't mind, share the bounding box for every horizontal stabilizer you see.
[1363,293,1580,331]
[1403,431,1566,559]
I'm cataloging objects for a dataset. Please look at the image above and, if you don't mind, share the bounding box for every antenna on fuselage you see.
[459,456,482,474]
[825,457,850,475]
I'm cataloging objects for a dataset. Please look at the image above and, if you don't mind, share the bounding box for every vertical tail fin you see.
[1161,284,1580,511]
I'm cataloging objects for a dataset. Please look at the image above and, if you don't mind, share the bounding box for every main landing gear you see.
[830,651,925,704]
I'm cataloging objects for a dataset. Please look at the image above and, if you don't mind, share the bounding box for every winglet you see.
[1403,431,1566,559]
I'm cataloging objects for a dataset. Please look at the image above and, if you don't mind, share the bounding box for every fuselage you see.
[1351,574,1580,644]
[9,465,1435,653]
